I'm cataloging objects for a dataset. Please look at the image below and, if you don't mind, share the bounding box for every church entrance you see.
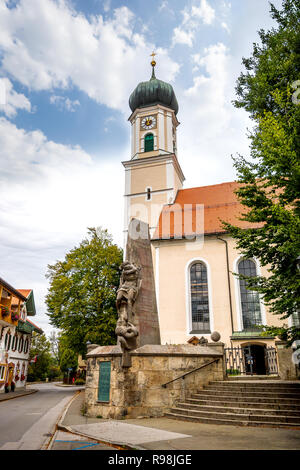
[224,344,278,376]
[243,344,266,375]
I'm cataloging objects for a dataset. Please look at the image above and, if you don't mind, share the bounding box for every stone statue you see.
[198,336,208,345]
[115,261,142,367]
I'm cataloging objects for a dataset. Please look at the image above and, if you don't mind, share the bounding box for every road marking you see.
[72,443,99,450]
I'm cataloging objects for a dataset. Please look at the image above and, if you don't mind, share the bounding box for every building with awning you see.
[0,281,42,393]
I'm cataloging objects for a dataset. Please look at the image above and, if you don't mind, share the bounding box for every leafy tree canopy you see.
[224,0,300,346]
[45,227,123,355]
[27,332,53,381]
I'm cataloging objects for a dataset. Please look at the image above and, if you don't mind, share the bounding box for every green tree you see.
[224,0,300,346]
[48,331,60,365]
[45,227,123,354]
[27,332,52,382]
[57,334,78,374]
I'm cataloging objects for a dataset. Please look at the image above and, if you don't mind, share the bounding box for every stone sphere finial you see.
[211,331,221,342]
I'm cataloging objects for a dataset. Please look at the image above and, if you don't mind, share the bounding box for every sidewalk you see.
[0,388,37,402]
[57,391,300,450]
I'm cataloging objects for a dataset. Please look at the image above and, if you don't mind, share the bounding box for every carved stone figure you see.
[198,336,208,345]
[115,261,142,367]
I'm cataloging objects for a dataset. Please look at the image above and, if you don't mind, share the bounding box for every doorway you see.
[243,344,266,375]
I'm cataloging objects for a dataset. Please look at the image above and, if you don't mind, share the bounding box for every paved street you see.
[0,383,81,450]
[57,392,300,450]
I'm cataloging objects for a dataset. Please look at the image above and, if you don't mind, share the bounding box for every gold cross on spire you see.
[150,50,157,67]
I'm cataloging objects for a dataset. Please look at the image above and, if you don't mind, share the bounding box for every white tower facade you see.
[123,60,185,243]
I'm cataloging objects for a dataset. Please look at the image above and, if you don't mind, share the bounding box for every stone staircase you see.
[165,379,300,428]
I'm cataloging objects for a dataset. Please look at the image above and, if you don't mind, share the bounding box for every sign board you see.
[98,361,111,402]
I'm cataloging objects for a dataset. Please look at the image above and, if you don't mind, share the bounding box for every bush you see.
[226,369,241,376]
[74,378,85,385]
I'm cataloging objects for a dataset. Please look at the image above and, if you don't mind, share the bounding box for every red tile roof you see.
[11,289,32,307]
[154,181,261,239]
[17,289,32,298]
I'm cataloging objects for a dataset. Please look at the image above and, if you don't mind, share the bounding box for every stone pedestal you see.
[126,219,161,347]
[275,341,300,380]
[85,344,224,419]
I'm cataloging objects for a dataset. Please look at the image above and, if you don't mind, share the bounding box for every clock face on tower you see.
[141,115,156,130]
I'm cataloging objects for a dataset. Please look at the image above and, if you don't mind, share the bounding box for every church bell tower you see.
[123,54,185,241]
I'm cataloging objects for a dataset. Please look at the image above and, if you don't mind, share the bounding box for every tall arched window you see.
[238,259,262,330]
[5,331,11,350]
[24,338,29,354]
[144,133,154,152]
[18,336,24,353]
[190,262,210,332]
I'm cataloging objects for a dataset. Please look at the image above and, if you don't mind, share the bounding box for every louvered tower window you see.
[144,133,154,152]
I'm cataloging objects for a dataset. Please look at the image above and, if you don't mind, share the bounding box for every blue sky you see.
[0,0,282,335]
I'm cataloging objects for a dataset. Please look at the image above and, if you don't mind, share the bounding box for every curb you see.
[56,423,135,450]
[54,384,84,388]
[0,389,38,403]
[44,390,82,450]
[48,391,140,451]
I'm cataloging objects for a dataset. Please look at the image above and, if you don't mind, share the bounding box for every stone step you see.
[170,407,300,424]
[190,394,300,405]
[193,389,300,399]
[165,412,300,429]
[177,402,300,417]
[226,376,281,381]
[203,385,300,393]
[209,381,300,389]
[185,398,300,411]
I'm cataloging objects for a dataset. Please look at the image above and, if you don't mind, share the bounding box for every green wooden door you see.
[98,361,111,402]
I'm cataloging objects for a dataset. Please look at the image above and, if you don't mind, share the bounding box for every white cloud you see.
[0,116,125,335]
[185,43,231,132]
[176,42,251,186]
[172,0,215,47]
[159,1,168,12]
[0,78,31,117]
[221,22,230,33]
[190,0,215,25]
[172,27,194,47]
[0,0,179,113]
[103,0,111,12]
[50,95,80,112]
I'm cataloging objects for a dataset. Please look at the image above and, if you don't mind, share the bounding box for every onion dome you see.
[129,56,178,115]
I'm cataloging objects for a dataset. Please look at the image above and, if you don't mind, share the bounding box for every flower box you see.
[1,306,10,317]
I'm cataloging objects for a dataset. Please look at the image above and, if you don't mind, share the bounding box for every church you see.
[122,56,292,376]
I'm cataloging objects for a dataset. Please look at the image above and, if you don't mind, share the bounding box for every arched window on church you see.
[144,133,154,152]
[190,262,210,332]
[238,259,262,330]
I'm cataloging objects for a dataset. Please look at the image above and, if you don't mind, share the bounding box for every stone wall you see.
[275,341,300,380]
[85,344,224,419]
